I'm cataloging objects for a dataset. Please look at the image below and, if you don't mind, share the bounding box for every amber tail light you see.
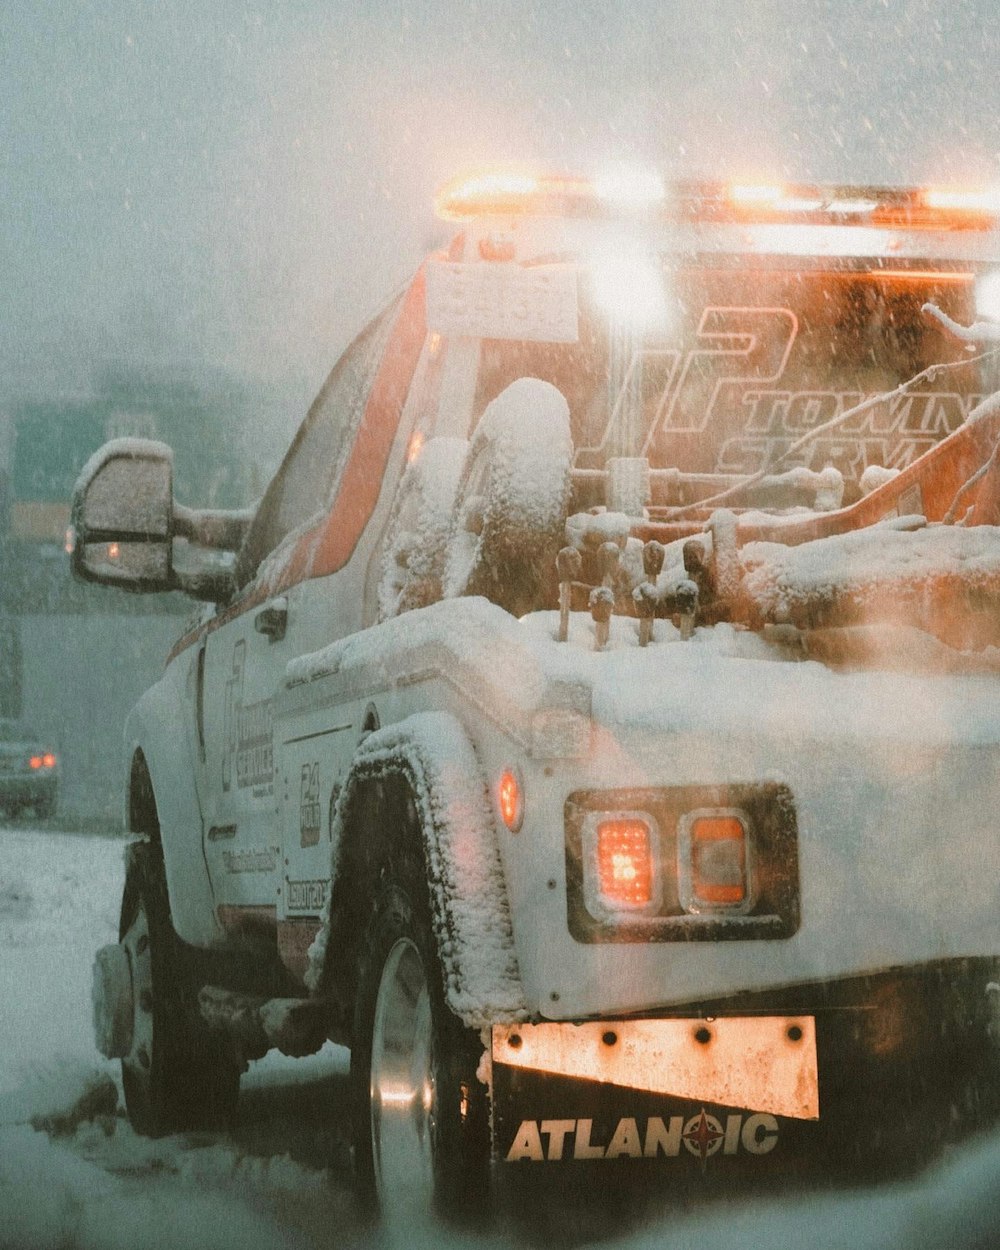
[682,811,750,912]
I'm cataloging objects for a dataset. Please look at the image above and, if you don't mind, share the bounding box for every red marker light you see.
[29,755,43,770]
[42,753,56,769]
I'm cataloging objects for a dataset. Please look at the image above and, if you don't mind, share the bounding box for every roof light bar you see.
[923,187,1000,214]
[433,170,1000,231]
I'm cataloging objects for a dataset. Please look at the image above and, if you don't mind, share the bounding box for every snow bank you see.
[617,1127,1000,1250]
[0,831,123,1098]
[0,1064,116,1135]
[0,1123,309,1250]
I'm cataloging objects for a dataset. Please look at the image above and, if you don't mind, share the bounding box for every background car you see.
[0,718,59,819]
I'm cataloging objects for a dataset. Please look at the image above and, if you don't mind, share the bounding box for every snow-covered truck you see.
[76,172,1000,1224]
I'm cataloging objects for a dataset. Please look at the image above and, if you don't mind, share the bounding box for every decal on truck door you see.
[222,639,274,796]
[299,762,321,847]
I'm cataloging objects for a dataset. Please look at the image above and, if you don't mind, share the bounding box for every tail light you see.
[582,812,661,918]
[596,818,654,907]
[565,784,799,942]
[680,810,751,913]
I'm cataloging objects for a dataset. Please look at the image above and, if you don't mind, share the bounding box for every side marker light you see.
[498,769,523,832]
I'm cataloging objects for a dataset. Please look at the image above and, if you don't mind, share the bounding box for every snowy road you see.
[0,829,358,1250]
[0,828,997,1250]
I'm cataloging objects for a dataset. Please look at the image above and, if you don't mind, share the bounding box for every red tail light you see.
[596,818,655,907]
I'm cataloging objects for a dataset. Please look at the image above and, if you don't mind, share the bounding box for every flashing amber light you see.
[436,171,540,220]
[729,182,787,206]
[107,542,120,560]
[689,815,747,906]
[498,769,523,832]
[596,818,654,907]
[923,187,1000,214]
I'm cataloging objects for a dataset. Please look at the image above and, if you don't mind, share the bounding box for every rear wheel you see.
[119,841,240,1136]
[351,867,490,1230]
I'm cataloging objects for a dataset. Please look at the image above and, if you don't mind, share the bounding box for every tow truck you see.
[77,170,1000,1228]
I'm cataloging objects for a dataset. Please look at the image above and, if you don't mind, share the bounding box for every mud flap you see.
[490,1017,820,1180]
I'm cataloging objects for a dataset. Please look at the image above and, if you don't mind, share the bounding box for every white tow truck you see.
[78,171,1000,1226]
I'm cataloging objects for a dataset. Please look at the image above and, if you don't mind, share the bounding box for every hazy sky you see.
[4,0,999,415]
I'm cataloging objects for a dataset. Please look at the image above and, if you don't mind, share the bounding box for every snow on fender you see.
[443,377,573,617]
[306,711,526,1027]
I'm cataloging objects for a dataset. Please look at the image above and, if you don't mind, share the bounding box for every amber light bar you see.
[434,170,1000,232]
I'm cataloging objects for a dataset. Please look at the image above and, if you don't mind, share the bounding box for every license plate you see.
[426,260,579,343]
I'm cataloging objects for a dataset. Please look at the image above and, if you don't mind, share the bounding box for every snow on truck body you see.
[73,172,1000,1216]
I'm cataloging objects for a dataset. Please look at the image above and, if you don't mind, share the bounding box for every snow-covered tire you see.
[443,378,572,617]
[119,841,240,1136]
[378,436,468,620]
[351,856,490,1230]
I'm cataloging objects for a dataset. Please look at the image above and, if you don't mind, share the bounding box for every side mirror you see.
[71,439,176,592]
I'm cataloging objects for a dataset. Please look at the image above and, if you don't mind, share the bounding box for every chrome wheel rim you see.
[120,901,154,1079]
[370,937,435,1225]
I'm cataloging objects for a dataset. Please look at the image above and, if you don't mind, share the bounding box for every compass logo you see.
[682,1109,725,1160]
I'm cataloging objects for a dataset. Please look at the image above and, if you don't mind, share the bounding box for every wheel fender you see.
[308,710,526,1028]
[125,668,221,947]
